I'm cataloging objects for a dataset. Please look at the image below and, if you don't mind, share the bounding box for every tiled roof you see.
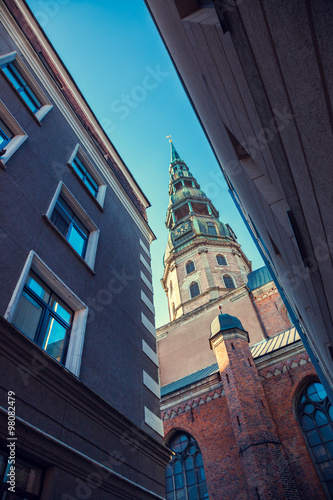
[247,266,273,291]
[161,363,219,397]
[250,327,300,358]
[161,327,301,397]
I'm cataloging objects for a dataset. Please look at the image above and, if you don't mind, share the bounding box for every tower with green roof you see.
[162,140,252,320]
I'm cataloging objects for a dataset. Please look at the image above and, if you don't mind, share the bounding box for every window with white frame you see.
[68,144,106,207]
[45,183,100,270]
[5,251,88,375]
[186,260,195,274]
[0,100,27,164]
[0,52,52,122]
[190,282,200,299]
[216,254,227,266]
[223,274,235,289]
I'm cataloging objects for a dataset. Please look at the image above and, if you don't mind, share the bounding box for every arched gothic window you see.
[165,432,209,500]
[186,260,195,274]
[207,222,217,235]
[216,254,227,266]
[190,282,200,298]
[297,381,333,497]
[223,274,235,289]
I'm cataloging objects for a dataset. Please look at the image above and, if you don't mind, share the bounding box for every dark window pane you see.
[2,64,22,88]
[185,456,194,470]
[188,486,199,500]
[50,296,72,325]
[166,476,173,492]
[68,225,86,257]
[312,444,329,463]
[207,223,217,235]
[43,317,67,362]
[186,469,196,486]
[174,461,183,474]
[303,404,314,414]
[12,291,43,340]
[319,461,333,481]
[326,441,333,456]
[26,273,51,303]
[176,490,186,500]
[188,444,196,455]
[315,411,329,426]
[216,255,227,265]
[308,382,326,402]
[306,429,321,447]
[223,275,235,289]
[175,473,184,489]
[72,156,98,197]
[190,282,200,298]
[166,493,175,500]
[52,196,89,257]
[186,261,195,274]
[51,206,70,237]
[20,88,40,113]
[57,196,74,218]
[2,63,41,112]
[301,415,315,431]
[173,434,189,453]
[73,215,89,237]
[320,425,333,443]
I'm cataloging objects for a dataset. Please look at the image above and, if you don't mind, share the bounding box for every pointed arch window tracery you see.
[297,381,333,497]
[165,431,209,499]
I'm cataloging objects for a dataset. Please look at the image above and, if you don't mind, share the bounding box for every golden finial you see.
[166,135,172,142]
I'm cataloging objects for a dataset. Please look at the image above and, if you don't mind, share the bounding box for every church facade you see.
[157,142,333,499]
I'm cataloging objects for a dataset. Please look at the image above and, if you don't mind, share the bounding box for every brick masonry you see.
[252,286,292,338]
[162,349,326,499]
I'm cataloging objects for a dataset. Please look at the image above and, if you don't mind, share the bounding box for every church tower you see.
[162,140,252,321]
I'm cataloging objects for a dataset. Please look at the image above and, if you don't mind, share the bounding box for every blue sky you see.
[26,0,263,327]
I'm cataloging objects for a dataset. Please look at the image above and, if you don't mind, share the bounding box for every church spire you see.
[170,139,182,164]
[162,140,252,321]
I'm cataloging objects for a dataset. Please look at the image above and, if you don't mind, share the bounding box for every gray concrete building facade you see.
[0,1,169,498]
[145,0,333,398]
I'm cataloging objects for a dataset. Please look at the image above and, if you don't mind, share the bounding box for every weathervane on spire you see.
[166,135,172,142]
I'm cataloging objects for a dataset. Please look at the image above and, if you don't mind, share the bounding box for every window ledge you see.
[43,215,96,275]
[67,163,104,212]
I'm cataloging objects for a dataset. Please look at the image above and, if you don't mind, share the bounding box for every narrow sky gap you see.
[26,0,263,327]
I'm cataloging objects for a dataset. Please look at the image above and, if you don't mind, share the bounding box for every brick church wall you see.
[259,354,326,499]
[162,394,249,500]
[252,286,292,337]
[162,353,326,499]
